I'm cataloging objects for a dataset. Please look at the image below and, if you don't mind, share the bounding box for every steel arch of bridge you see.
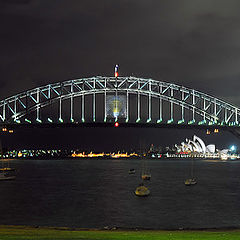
[0,76,239,127]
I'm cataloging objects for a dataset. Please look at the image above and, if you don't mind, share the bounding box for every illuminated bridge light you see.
[198,120,206,125]
[114,64,119,78]
[178,119,184,124]
[48,118,53,123]
[25,118,31,123]
[2,76,240,128]
[188,120,195,125]
[59,118,63,123]
[167,119,173,124]
[136,118,140,123]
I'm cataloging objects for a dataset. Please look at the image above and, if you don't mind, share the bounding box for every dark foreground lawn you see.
[0,225,240,240]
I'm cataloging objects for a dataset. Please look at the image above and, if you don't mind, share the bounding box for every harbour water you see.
[0,158,240,229]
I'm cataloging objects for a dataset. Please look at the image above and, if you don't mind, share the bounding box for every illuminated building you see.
[175,135,216,154]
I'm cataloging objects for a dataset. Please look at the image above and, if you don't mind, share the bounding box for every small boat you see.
[0,169,16,180]
[0,167,16,172]
[185,158,196,186]
[135,143,150,196]
[135,183,150,197]
[185,178,197,186]
[141,154,151,180]
[129,168,135,174]
[141,173,151,180]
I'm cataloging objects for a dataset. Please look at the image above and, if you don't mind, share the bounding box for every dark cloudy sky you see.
[1,0,240,150]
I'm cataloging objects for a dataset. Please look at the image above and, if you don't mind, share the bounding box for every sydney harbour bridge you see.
[0,75,240,135]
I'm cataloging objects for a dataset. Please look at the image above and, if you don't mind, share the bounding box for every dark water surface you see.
[0,158,240,229]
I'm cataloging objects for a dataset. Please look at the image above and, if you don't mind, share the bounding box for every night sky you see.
[1,0,240,151]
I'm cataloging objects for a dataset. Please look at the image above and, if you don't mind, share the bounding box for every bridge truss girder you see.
[0,76,239,127]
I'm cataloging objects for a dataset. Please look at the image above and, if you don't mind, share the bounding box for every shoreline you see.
[1,224,240,232]
[1,225,240,240]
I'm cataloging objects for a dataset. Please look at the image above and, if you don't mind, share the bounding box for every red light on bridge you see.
[114,122,119,127]
[114,64,119,77]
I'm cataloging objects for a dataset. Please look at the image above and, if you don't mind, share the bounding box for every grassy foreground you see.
[0,225,240,240]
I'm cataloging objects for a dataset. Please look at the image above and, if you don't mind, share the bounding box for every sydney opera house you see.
[173,135,232,159]
[175,135,216,154]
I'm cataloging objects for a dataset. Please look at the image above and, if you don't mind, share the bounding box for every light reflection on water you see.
[202,159,226,163]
